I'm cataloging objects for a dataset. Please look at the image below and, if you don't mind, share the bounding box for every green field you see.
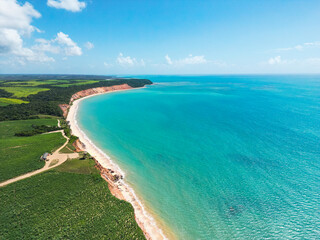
[3,79,72,86]
[59,140,76,153]
[0,98,29,106]
[59,135,77,153]
[53,80,100,87]
[3,81,44,86]
[0,87,50,98]
[0,158,145,240]
[0,119,65,182]
[0,118,58,139]
[56,157,98,174]
[3,79,100,88]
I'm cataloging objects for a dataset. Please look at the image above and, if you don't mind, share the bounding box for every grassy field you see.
[3,79,73,86]
[0,158,145,240]
[59,135,77,153]
[0,87,50,98]
[0,98,29,107]
[53,80,100,87]
[3,79,100,88]
[59,141,76,153]
[0,118,58,139]
[3,81,45,86]
[0,119,65,182]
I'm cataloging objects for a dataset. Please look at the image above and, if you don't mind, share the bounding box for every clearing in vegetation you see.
[0,118,65,182]
[59,135,77,153]
[0,98,29,107]
[0,87,50,98]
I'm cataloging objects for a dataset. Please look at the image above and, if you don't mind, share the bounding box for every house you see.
[41,152,49,161]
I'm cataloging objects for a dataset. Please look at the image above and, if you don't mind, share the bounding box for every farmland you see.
[0,98,29,107]
[0,118,65,182]
[0,158,145,240]
[0,87,50,98]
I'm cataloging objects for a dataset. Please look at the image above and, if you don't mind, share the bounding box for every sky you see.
[1,0,320,75]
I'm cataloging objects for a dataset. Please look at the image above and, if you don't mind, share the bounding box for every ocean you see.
[77,75,320,239]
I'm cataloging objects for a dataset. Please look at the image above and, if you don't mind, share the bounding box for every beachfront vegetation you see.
[0,75,152,121]
[59,135,77,153]
[0,158,146,240]
[0,118,65,182]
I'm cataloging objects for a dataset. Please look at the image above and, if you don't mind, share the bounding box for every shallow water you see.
[77,75,320,239]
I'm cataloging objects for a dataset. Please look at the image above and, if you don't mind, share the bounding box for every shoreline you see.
[66,85,169,240]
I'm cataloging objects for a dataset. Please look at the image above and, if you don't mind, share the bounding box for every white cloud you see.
[0,0,41,36]
[304,58,320,65]
[0,29,54,64]
[178,55,207,65]
[268,56,282,65]
[0,0,40,56]
[85,41,94,50]
[103,62,112,68]
[165,54,207,66]
[47,0,86,12]
[0,1,84,66]
[0,28,23,54]
[277,41,320,51]
[165,54,173,65]
[55,32,82,56]
[117,53,135,65]
[32,32,83,56]
[116,53,145,67]
[0,0,54,64]
[267,56,298,66]
[32,38,60,54]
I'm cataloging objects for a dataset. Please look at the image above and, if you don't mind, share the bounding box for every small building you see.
[41,152,49,161]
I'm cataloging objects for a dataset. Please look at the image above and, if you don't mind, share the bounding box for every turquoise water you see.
[77,75,320,239]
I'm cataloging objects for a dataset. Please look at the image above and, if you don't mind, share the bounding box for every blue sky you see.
[1,0,320,75]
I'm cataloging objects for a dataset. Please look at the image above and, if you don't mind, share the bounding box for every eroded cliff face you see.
[59,84,133,118]
[70,84,132,102]
[59,104,69,118]
[94,158,125,200]
[72,139,86,152]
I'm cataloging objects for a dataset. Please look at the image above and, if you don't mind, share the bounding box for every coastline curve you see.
[66,86,168,240]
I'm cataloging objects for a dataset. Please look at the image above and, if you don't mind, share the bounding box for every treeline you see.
[0,89,13,98]
[15,125,61,137]
[0,74,113,81]
[0,101,62,121]
[0,78,152,121]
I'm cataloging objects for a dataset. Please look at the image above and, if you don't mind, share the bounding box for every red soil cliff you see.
[59,84,132,118]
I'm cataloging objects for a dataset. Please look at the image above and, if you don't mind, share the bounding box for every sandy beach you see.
[66,85,168,240]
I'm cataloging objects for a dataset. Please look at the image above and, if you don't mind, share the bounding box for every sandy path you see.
[0,130,79,188]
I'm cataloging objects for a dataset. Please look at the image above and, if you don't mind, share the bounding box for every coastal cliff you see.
[70,84,133,102]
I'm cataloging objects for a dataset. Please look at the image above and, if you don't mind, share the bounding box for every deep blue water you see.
[77,75,320,239]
